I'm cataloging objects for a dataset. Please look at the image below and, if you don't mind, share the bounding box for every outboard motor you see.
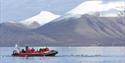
[12,50,17,56]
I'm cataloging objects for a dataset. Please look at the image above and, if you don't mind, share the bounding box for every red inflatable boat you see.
[12,46,58,57]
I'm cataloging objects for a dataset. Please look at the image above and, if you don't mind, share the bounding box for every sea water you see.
[0,47,125,63]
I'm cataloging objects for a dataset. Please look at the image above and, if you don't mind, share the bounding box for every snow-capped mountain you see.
[20,11,60,28]
[1,1,125,46]
[67,1,125,17]
[35,14,125,46]
[34,1,125,46]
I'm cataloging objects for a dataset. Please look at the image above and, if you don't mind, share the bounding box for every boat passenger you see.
[45,48,49,51]
[25,46,29,51]
[21,49,25,53]
[39,48,42,52]
[25,46,32,53]
[31,48,35,52]
[13,50,17,54]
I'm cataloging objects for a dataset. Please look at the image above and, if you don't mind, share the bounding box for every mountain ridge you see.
[20,11,60,28]
[34,14,125,46]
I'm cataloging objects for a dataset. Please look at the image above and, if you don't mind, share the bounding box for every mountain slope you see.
[0,22,56,46]
[35,14,125,46]
[32,1,124,46]
[1,1,125,46]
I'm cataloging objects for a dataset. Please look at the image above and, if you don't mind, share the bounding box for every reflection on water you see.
[0,47,125,63]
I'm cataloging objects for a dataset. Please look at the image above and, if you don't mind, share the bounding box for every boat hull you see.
[12,50,58,57]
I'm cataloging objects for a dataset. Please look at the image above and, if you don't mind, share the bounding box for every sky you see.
[0,0,124,22]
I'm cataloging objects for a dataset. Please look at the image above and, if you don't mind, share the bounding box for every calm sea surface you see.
[0,47,125,63]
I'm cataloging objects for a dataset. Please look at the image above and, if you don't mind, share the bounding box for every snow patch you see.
[67,1,125,17]
[20,11,60,27]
